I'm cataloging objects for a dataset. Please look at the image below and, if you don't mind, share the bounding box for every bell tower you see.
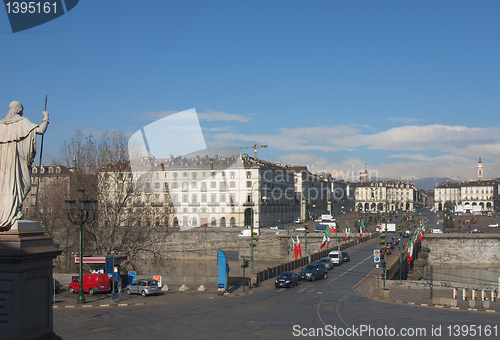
[477,157,483,180]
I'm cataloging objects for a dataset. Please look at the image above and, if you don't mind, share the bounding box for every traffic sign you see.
[374,256,380,263]
[373,249,381,263]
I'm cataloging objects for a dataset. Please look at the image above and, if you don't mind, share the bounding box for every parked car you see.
[319,257,333,270]
[69,273,111,295]
[52,279,61,292]
[125,279,160,296]
[296,227,306,231]
[269,226,278,229]
[488,223,498,228]
[298,263,328,281]
[294,218,302,224]
[341,252,350,262]
[470,228,483,234]
[275,271,299,288]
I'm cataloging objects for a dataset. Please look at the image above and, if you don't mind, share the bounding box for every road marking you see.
[316,252,374,339]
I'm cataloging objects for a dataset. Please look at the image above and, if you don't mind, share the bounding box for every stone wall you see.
[419,234,500,289]
[424,234,500,264]
[133,228,355,283]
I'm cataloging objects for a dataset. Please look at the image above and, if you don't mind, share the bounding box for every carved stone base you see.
[0,221,62,340]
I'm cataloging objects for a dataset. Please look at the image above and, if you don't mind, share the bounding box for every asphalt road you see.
[53,237,499,340]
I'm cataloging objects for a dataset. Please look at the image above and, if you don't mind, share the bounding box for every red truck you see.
[69,273,111,295]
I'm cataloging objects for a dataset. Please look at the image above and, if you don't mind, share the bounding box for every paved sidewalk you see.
[52,279,276,309]
[354,267,500,314]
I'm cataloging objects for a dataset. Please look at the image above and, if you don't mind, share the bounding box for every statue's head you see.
[8,101,23,116]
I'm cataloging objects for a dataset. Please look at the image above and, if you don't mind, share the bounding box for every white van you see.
[321,214,334,221]
[328,250,343,265]
[238,229,260,237]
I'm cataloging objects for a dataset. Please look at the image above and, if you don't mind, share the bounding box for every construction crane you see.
[212,141,268,159]
[247,141,268,159]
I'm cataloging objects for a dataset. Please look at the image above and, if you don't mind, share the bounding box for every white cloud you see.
[386,117,425,124]
[197,109,250,122]
[202,126,234,132]
[389,154,434,161]
[363,125,499,151]
[212,124,500,157]
[280,152,499,182]
[138,109,250,123]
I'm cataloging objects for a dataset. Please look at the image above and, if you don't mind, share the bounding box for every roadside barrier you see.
[255,233,376,284]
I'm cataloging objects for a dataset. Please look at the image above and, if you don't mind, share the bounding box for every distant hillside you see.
[411,177,456,191]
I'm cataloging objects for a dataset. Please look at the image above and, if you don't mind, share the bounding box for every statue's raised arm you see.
[0,101,48,231]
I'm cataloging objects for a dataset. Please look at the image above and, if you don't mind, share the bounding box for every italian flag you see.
[320,227,331,249]
[296,235,302,258]
[407,241,414,264]
[407,230,419,264]
[359,220,365,238]
[345,223,351,242]
[291,232,302,260]
[290,233,299,260]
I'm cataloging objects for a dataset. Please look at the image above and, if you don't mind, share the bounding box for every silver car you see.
[125,279,160,296]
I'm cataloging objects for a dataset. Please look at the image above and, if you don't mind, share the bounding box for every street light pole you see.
[383,191,388,288]
[65,189,98,304]
[250,180,261,274]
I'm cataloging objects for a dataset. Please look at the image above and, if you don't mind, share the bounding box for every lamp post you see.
[65,189,98,304]
[304,223,309,256]
[250,180,264,274]
[382,189,398,288]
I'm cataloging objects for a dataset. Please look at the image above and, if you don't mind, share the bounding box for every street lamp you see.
[250,180,265,274]
[382,189,398,288]
[65,189,98,304]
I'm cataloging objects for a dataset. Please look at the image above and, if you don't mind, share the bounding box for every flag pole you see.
[34,95,47,219]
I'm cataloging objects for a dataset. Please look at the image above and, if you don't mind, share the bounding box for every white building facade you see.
[105,154,300,229]
[354,180,419,213]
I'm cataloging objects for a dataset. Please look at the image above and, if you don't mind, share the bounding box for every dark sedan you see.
[341,252,350,262]
[298,263,328,281]
[275,271,299,288]
[52,279,61,292]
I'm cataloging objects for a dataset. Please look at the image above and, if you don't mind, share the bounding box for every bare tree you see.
[49,131,174,273]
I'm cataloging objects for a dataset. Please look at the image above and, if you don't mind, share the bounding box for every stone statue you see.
[0,101,48,231]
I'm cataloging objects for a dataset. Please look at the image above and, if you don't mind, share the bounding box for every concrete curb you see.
[376,298,498,314]
[53,302,147,309]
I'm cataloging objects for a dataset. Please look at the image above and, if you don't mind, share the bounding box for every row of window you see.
[173,193,239,204]
[181,216,237,228]
[32,166,62,174]
[149,180,255,191]
[154,171,253,180]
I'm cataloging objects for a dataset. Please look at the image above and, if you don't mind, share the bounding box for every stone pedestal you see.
[0,221,62,340]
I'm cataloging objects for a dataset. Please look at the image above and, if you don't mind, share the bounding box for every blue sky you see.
[1,1,499,182]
